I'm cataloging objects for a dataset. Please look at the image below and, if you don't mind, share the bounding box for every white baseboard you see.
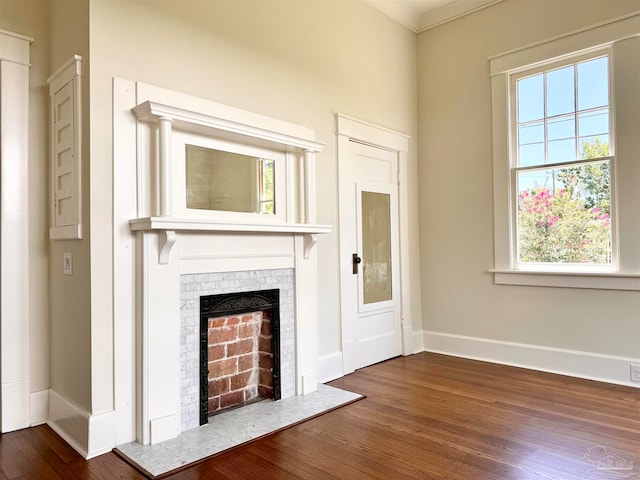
[412,329,425,354]
[30,389,49,426]
[149,414,178,445]
[87,410,116,459]
[1,380,30,432]
[318,351,344,383]
[48,389,90,458]
[48,389,117,458]
[421,330,640,388]
[402,323,415,355]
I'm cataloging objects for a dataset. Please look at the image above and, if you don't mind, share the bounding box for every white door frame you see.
[0,29,32,432]
[336,114,413,375]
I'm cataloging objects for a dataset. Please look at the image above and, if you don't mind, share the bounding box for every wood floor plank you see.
[0,353,637,479]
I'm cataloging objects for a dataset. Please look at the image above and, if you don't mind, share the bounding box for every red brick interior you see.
[207,310,273,415]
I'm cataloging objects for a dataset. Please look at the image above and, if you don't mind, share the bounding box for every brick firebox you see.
[199,289,281,425]
[206,310,274,414]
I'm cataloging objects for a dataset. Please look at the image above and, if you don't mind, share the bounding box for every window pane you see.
[362,191,392,304]
[547,115,575,141]
[548,138,576,163]
[517,169,553,192]
[517,161,611,264]
[518,122,544,145]
[580,135,610,159]
[546,65,575,117]
[519,142,545,167]
[517,74,544,123]
[578,56,608,110]
[259,159,275,214]
[578,108,608,137]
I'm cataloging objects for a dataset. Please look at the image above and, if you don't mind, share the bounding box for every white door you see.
[339,139,402,373]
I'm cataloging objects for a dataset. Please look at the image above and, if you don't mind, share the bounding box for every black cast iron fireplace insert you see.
[199,289,281,425]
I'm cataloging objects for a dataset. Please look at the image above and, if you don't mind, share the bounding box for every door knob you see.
[352,253,362,274]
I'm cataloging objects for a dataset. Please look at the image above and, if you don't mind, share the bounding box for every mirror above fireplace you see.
[185,145,276,215]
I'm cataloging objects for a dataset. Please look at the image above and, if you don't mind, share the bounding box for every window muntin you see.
[511,52,614,267]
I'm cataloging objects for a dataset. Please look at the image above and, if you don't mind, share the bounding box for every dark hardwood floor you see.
[1,353,638,479]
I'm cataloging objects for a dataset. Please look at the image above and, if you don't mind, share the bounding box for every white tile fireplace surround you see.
[121,80,331,447]
[179,269,295,433]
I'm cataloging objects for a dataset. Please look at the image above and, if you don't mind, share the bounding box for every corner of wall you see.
[317,352,344,383]
[48,389,90,457]
[30,389,49,426]
[48,389,117,459]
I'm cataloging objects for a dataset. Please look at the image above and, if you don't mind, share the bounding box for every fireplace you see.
[180,269,296,433]
[123,82,329,446]
[199,289,281,425]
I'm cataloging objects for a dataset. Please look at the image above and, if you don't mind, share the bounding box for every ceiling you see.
[368,0,503,32]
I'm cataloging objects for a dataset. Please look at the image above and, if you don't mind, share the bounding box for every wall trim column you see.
[0,29,33,433]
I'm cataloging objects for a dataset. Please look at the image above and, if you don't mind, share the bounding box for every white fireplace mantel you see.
[122,81,329,447]
[129,217,331,264]
[129,216,331,233]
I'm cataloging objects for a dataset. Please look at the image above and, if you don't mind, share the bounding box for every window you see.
[258,159,275,214]
[511,52,613,267]
[489,14,640,290]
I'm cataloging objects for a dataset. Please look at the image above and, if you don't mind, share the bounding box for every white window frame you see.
[489,13,640,291]
[510,50,616,272]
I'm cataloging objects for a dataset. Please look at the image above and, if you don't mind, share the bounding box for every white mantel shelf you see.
[130,217,331,264]
[130,216,331,234]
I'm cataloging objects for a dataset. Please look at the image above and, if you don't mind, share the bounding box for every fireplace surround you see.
[180,269,295,432]
[124,80,329,445]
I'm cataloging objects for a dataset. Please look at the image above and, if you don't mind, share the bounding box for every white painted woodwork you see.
[115,80,329,445]
[48,55,83,240]
[489,14,640,290]
[367,0,504,33]
[423,330,640,388]
[112,78,138,446]
[129,216,331,234]
[132,101,323,153]
[157,116,173,216]
[303,150,316,224]
[0,30,32,433]
[337,114,412,376]
[340,141,401,372]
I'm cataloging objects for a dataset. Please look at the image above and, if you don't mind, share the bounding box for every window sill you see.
[489,269,640,291]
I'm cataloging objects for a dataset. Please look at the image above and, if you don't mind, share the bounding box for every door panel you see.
[339,140,401,372]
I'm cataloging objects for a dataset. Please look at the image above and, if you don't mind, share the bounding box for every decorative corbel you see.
[303,233,317,259]
[159,230,177,265]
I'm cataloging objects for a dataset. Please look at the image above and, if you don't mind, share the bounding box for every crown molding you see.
[417,0,504,32]
[368,0,424,32]
[368,0,503,33]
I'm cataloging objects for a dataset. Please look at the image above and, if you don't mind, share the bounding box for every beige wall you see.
[89,0,421,376]
[0,0,51,395]
[417,0,640,358]
[49,0,92,412]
